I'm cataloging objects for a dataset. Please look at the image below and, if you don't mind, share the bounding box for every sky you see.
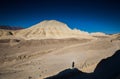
[0,0,120,34]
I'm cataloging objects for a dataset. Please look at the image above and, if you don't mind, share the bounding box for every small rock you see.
[39,75,41,77]
[28,76,32,79]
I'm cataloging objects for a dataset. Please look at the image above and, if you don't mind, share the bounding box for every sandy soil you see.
[0,37,120,79]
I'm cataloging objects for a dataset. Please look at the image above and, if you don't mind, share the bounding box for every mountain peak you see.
[29,20,71,31]
[40,20,65,24]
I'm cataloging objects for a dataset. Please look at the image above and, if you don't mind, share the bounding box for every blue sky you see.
[0,0,120,34]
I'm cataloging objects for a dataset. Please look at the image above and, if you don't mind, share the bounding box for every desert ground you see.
[0,20,120,79]
[0,36,119,79]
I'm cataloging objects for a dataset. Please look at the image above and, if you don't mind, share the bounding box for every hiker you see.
[72,61,75,69]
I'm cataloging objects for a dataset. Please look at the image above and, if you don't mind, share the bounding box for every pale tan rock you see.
[90,32,108,36]
[15,20,94,40]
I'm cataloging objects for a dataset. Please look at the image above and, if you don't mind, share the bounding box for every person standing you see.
[72,61,75,69]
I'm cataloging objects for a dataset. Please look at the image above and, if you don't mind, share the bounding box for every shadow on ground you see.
[45,50,120,79]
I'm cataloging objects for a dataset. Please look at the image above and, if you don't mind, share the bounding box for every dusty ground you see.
[0,37,120,79]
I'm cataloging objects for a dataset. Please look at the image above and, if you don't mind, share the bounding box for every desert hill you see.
[110,33,120,40]
[15,20,94,39]
[0,20,95,40]
[0,20,113,40]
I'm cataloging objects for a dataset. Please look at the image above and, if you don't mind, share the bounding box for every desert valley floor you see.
[0,37,120,79]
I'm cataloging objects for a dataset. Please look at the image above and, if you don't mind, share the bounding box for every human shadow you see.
[45,50,120,79]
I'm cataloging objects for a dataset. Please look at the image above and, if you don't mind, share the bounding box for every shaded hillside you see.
[45,50,120,79]
[92,50,120,79]
[45,68,88,79]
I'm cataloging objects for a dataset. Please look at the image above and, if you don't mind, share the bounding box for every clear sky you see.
[0,0,120,34]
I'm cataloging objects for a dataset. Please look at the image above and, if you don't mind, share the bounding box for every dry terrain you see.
[0,20,120,79]
[0,37,119,79]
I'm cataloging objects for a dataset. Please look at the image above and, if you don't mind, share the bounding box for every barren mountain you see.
[0,20,94,40]
[15,20,94,39]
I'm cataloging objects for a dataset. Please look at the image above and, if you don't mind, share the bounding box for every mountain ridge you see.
[0,20,111,40]
[0,25,24,30]
[15,20,95,39]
